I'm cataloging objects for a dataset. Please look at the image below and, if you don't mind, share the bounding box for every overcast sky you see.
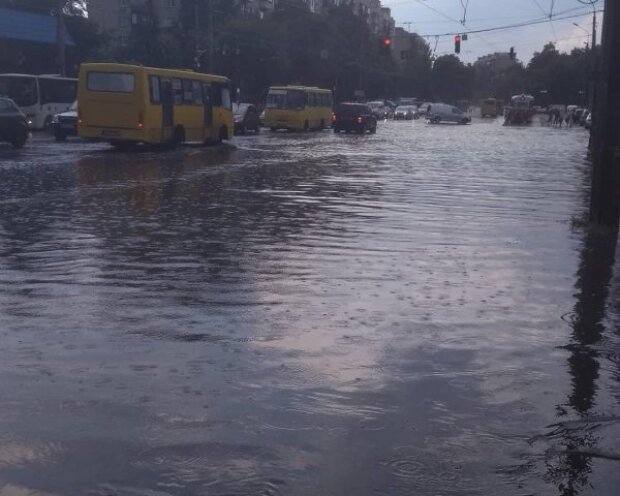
[384,0,603,64]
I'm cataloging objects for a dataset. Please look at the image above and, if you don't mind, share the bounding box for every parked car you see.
[427,103,471,124]
[51,100,78,142]
[393,105,417,120]
[233,103,261,134]
[333,103,377,134]
[0,97,29,148]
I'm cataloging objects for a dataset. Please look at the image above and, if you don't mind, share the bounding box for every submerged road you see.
[0,119,619,495]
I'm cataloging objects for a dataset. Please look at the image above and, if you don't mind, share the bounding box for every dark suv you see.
[0,97,29,148]
[333,103,377,134]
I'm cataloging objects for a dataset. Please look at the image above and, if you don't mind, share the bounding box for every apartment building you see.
[321,0,394,36]
[88,0,182,45]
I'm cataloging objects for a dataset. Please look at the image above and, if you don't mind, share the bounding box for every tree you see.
[431,54,473,103]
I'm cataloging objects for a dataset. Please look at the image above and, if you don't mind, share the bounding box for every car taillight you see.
[332,113,337,122]
[137,112,144,130]
[356,116,363,124]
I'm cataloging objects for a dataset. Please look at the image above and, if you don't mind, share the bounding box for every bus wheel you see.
[218,126,228,143]
[172,126,185,146]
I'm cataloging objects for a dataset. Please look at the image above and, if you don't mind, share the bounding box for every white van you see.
[427,103,470,124]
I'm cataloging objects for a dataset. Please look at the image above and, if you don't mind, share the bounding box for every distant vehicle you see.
[393,105,417,120]
[263,86,332,131]
[233,103,260,134]
[78,63,233,147]
[51,100,78,142]
[504,94,535,126]
[427,103,470,124]
[398,97,419,107]
[0,97,29,148]
[417,102,432,116]
[332,103,377,134]
[481,98,500,118]
[367,100,391,119]
[0,73,77,130]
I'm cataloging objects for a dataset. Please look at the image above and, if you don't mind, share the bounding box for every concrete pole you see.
[589,0,620,227]
[207,0,214,73]
[56,0,66,77]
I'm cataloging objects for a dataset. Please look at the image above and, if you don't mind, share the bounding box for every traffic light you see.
[454,35,461,54]
[380,37,392,55]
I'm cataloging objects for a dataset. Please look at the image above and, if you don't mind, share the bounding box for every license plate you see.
[101,129,121,137]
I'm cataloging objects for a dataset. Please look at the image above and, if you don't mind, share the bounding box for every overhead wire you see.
[410,0,498,50]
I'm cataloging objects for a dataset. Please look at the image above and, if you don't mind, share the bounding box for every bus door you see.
[161,80,174,142]
[203,83,213,140]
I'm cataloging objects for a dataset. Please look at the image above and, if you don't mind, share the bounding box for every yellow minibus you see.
[78,63,233,146]
[481,98,500,118]
[263,86,333,131]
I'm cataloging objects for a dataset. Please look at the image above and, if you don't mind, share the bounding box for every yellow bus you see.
[481,97,500,118]
[263,85,333,131]
[78,63,233,146]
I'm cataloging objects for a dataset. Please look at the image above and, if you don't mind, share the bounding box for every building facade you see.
[88,0,182,45]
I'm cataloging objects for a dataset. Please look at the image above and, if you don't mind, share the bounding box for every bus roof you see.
[79,63,229,83]
[269,85,332,93]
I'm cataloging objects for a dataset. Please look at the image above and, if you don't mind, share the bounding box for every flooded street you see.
[0,119,619,495]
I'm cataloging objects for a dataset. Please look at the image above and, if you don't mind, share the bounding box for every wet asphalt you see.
[0,118,619,495]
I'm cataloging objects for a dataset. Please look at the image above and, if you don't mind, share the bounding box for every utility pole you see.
[55,0,66,76]
[194,0,200,70]
[207,0,214,73]
[589,0,620,227]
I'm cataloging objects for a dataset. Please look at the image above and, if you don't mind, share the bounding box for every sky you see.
[384,0,604,64]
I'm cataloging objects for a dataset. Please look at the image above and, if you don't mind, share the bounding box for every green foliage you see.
[431,55,473,103]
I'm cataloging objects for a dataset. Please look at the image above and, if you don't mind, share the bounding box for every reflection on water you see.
[545,227,619,496]
[0,123,619,495]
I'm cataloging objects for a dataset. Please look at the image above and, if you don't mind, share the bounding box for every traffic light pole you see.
[589,0,620,227]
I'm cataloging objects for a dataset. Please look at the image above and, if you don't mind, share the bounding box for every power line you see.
[410,0,498,50]
[417,9,603,38]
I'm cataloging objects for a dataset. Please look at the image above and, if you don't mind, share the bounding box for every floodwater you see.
[0,118,619,496]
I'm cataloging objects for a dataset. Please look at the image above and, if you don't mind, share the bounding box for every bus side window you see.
[172,78,183,105]
[191,80,202,105]
[39,78,75,105]
[149,75,161,103]
[221,85,231,110]
[182,79,193,105]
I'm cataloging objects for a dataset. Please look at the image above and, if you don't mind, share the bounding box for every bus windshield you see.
[266,89,305,110]
[0,76,38,106]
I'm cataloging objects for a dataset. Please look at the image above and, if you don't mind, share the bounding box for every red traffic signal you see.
[454,35,461,54]
[383,37,392,46]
